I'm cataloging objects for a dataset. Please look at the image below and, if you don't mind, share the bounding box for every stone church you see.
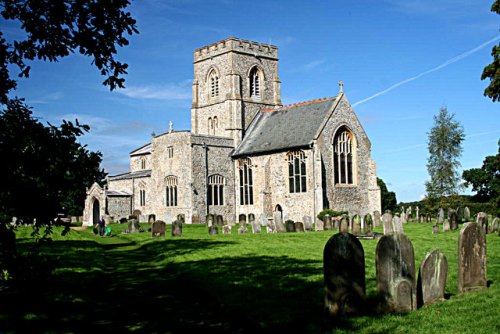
[83,37,381,226]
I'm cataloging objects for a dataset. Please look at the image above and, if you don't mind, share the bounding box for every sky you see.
[2,0,499,203]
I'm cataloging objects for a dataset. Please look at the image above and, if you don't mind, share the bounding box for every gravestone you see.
[126,219,142,233]
[456,207,463,224]
[239,214,247,226]
[417,249,448,308]
[266,221,276,233]
[491,218,499,233]
[324,232,366,316]
[285,220,296,232]
[208,226,218,235]
[432,224,439,234]
[339,216,349,233]
[172,220,182,237]
[177,214,185,224]
[216,215,224,227]
[373,211,381,227]
[476,212,488,233]
[148,214,156,224]
[416,206,420,222]
[464,206,471,222]
[401,212,407,224]
[324,215,333,230]
[458,222,487,293]
[206,214,214,227]
[151,220,166,238]
[442,219,450,232]
[364,214,373,234]
[393,215,404,234]
[376,233,417,312]
[295,221,305,232]
[191,214,200,224]
[316,220,324,231]
[352,215,361,235]
[259,213,268,227]
[438,208,445,225]
[273,212,285,232]
[448,209,458,230]
[248,214,256,228]
[222,225,232,235]
[303,216,313,232]
[238,225,248,234]
[406,207,412,222]
[382,212,393,235]
[251,219,261,234]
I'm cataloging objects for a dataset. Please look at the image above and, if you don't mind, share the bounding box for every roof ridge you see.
[262,97,334,112]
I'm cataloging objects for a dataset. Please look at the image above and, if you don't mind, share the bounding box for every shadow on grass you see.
[1,238,363,333]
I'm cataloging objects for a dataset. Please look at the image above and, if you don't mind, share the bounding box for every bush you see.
[317,209,348,222]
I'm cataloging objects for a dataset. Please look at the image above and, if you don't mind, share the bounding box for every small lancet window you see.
[249,67,260,98]
[209,70,219,98]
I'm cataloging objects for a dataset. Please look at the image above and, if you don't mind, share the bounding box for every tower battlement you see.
[193,37,278,63]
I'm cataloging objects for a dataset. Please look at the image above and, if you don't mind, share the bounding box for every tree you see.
[377,177,397,213]
[481,0,500,102]
[462,141,500,215]
[425,107,465,200]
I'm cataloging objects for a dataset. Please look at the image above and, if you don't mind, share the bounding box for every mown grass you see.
[1,221,499,333]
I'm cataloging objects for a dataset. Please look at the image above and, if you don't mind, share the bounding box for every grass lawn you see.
[1,222,499,333]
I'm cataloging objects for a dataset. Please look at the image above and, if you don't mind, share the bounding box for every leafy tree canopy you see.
[481,0,500,102]
[377,177,397,213]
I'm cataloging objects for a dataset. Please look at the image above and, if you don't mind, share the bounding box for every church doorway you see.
[92,199,100,225]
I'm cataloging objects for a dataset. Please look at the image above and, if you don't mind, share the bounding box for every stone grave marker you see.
[216,215,224,227]
[151,220,166,238]
[248,214,256,227]
[458,222,487,293]
[177,214,185,224]
[324,232,366,316]
[295,221,305,232]
[376,233,417,312]
[126,219,142,233]
[238,225,248,234]
[339,216,349,233]
[222,225,232,234]
[449,209,458,230]
[208,226,218,235]
[382,212,393,235]
[285,220,296,232]
[491,218,499,233]
[373,210,381,227]
[415,207,420,222]
[456,207,463,224]
[464,206,471,222]
[476,212,488,233]
[442,219,450,232]
[316,220,324,231]
[401,212,407,224]
[352,215,361,235]
[239,214,247,226]
[438,208,444,225]
[324,215,333,230]
[274,212,285,232]
[172,220,182,237]
[191,214,200,224]
[393,214,404,234]
[266,221,276,233]
[364,214,373,234]
[251,219,261,234]
[432,224,439,234]
[206,214,214,227]
[148,214,156,224]
[303,216,313,232]
[259,213,268,227]
[417,249,447,308]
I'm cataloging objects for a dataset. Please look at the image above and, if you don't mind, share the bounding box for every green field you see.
[1,222,499,333]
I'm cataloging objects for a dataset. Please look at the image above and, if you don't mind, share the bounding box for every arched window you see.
[165,176,178,207]
[288,151,307,193]
[140,158,146,170]
[209,70,219,98]
[249,67,260,98]
[208,174,225,206]
[333,128,354,185]
[213,116,218,136]
[139,189,146,206]
[238,158,253,205]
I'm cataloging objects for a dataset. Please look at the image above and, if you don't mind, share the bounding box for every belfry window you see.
[333,128,354,185]
[249,67,260,98]
[288,151,307,193]
[209,70,219,98]
[165,176,178,207]
[238,158,253,205]
[208,174,225,206]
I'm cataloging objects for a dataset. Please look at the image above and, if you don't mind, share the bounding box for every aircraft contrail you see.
[352,35,500,107]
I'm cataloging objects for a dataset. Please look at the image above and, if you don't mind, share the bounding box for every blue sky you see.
[3,0,500,203]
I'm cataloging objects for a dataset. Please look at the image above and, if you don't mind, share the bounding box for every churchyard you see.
[1,217,499,333]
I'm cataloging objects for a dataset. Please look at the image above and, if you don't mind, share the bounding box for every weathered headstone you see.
[238,225,248,234]
[208,226,218,235]
[382,212,393,235]
[448,209,458,230]
[373,211,381,227]
[303,216,313,232]
[239,214,247,226]
[339,216,349,233]
[126,219,142,233]
[216,215,224,227]
[324,215,333,230]
[285,220,296,232]
[251,219,261,234]
[415,207,419,222]
[177,214,185,224]
[324,232,366,316]
[438,208,444,225]
[172,220,182,236]
[206,214,214,227]
[376,233,417,312]
[266,221,276,233]
[417,249,448,308]
[364,214,373,234]
[442,219,450,232]
[295,221,305,232]
[458,222,487,293]
[191,214,200,224]
[222,225,232,235]
[476,212,488,233]
[464,206,471,222]
[392,214,404,234]
[432,224,439,234]
[316,220,324,231]
[274,212,285,232]
[352,215,361,235]
[248,213,255,227]
[259,213,268,227]
[406,207,412,222]
[491,218,499,233]
[401,212,407,224]
[151,220,166,238]
[148,214,156,224]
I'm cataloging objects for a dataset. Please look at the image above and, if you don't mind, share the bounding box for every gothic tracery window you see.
[165,176,178,207]
[288,151,307,193]
[333,128,354,185]
[238,158,253,205]
[208,174,225,206]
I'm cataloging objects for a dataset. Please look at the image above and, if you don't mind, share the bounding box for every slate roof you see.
[130,143,152,156]
[108,170,152,181]
[107,190,132,197]
[232,96,338,157]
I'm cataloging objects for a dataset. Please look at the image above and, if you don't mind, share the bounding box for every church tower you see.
[191,37,282,145]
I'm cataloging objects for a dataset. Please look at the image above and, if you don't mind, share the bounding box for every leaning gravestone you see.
[373,210,381,227]
[476,212,488,233]
[303,216,313,232]
[382,212,393,235]
[222,225,232,235]
[449,209,458,230]
[285,220,296,232]
[324,215,333,231]
[352,215,361,235]
[172,220,182,237]
[376,233,417,312]
[208,226,218,235]
[324,232,366,316]
[417,249,448,308]
[339,216,349,233]
[364,214,373,234]
[393,215,404,234]
[464,206,471,222]
[295,221,305,232]
[316,220,324,231]
[216,215,224,227]
[458,222,487,293]
[151,220,166,238]
[206,214,214,227]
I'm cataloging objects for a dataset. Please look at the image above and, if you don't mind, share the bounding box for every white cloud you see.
[117,82,191,100]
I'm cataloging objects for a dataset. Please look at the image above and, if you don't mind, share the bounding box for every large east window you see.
[333,128,354,185]
[238,158,253,205]
[208,174,225,206]
[165,176,178,207]
[288,151,307,193]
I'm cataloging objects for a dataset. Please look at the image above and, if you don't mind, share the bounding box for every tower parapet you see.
[194,37,278,63]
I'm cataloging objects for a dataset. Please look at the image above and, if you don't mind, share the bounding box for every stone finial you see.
[338,80,344,93]
[169,120,174,133]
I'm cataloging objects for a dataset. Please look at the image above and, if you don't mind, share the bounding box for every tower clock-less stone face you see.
[191,37,282,145]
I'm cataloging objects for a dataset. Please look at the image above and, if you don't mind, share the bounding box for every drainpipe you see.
[310,142,316,225]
